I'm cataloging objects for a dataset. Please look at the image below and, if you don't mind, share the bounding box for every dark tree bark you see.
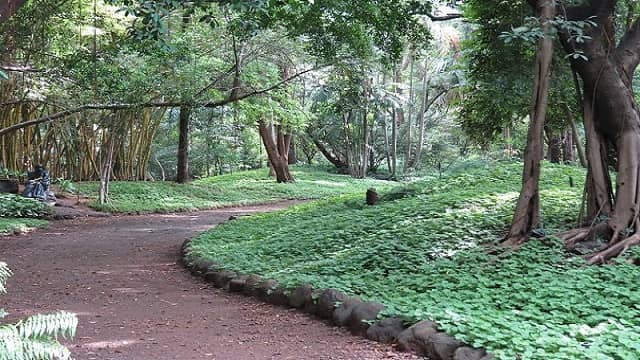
[546,127,562,163]
[288,137,297,165]
[542,0,640,262]
[258,121,294,183]
[0,0,27,24]
[562,104,587,167]
[504,0,555,246]
[176,106,191,184]
[311,137,349,171]
[562,127,574,163]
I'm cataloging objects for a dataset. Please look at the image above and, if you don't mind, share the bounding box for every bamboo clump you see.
[1,76,164,180]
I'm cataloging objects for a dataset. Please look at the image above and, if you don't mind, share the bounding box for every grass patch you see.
[77,166,388,213]
[0,218,48,235]
[189,162,640,360]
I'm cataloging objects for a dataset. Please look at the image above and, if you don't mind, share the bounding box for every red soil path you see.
[1,202,420,360]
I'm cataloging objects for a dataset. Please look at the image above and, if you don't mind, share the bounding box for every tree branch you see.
[0,67,319,137]
[426,13,463,21]
[616,16,640,78]
[0,65,42,73]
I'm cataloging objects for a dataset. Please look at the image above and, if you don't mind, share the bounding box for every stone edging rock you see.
[181,238,494,360]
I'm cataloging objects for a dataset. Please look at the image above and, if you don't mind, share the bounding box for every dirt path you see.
[1,202,419,360]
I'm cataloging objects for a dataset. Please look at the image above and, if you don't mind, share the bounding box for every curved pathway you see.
[1,203,419,360]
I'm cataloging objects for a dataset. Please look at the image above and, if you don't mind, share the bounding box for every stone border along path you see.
[2,201,427,360]
[183,220,495,360]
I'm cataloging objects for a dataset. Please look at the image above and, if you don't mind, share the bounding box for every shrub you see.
[0,194,51,218]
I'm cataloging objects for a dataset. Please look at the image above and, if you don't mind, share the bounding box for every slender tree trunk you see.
[391,109,398,177]
[176,106,191,183]
[383,115,392,174]
[570,117,586,167]
[404,57,415,172]
[562,127,574,163]
[504,127,513,158]
[504,0,555,246]
[413,60,430,169]
[562,104,587,167]
[288,137,297,165]
[361,78,371,179]
[99,133,116,205]
[154,154,165,181]
[546,128,562,163]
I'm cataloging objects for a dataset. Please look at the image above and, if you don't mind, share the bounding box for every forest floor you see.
[1,201,419,360]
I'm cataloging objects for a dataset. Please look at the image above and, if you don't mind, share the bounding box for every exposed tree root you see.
[585,234,640,265]
[556,221,640,264]
[501,235,529,247]
[557,223,611,249]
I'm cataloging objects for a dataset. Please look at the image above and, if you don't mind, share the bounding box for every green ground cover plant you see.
[0,194,51,218]
[77,166,388,213]
[189,162,640,360]
[0,194,50,235]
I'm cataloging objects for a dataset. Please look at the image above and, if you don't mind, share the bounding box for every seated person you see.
[22,164,51,200]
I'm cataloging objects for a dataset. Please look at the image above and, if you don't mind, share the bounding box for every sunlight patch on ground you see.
[308,180,347,187]
[83,339,140,349]
[112,287,146,294]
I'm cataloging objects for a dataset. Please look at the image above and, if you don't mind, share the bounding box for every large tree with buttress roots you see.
[507,0,640,263]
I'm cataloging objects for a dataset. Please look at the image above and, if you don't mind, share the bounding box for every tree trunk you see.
[154,154,165,181]
[391,108,398,177]
[562,127,574,163]
[504,127,513,158]
[288,137,297,165]
[413,59,430,169]
[404,57,415,173]
[258,120,294,183]
[99,133,116,205]
[176,106,191,184]
[311,137,348,171]
[0,0,27,24]
[504,0,555,246]
[360,78,371,179]
[562,103,587,167]
[551,1,640,262]
[546,128,562,163]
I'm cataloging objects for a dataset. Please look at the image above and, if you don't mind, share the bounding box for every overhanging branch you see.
[0,67,318,137]
[0,65,42,73]
[426,13,463,21]
[616,16,640,77]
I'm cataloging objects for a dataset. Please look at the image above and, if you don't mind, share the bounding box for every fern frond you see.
[0,334,72,360]
[0,261,78,360]
[16,312,78,339]
[0,262,12,294]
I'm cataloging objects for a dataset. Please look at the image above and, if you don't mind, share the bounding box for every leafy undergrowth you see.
[77,166,387,213]
[0,218,48,235]
[190,162,640,360]
[0,193,51,218]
